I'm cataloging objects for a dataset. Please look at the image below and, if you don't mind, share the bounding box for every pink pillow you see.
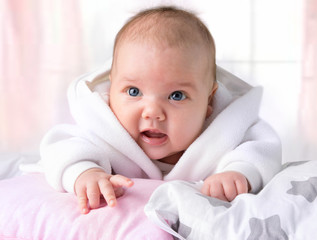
[0,174,172,240]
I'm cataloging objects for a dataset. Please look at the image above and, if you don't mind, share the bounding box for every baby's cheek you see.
[173,128,198,150]
[113,113,134,137]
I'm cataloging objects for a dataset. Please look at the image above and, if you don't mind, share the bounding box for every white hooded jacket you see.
[39,64,282,194]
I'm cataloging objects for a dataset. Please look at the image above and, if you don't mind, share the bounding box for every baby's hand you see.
[74,168,134,214]
[201,171,249,202]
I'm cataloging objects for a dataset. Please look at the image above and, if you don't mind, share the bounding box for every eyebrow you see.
[174,81,197,91]
[119,76,197,91]
[118,77,139,84]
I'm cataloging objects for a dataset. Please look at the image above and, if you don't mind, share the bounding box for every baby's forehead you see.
[112,40,215,89]
[114,38,214,73]
[114,33,213,69]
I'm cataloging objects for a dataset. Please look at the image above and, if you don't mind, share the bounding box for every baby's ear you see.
[211,81,218,96]
[206,82,218,119]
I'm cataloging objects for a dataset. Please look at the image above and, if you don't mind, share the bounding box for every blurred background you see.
[0,0,316,163]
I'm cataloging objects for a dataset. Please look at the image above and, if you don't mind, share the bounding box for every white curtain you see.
[299,0,317,159]
[0,0,88,153]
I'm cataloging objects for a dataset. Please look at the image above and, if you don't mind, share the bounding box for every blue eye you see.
[128,87,141,97]
[169,91,186,101]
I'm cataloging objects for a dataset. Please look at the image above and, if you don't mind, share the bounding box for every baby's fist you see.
[201,171,249,202]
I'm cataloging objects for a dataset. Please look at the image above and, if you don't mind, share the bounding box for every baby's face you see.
[109,42,217,164]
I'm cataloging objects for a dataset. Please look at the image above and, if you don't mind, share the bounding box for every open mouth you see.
[141,130,168,145]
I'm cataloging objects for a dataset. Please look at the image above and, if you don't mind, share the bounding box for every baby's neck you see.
[158,151,184,165]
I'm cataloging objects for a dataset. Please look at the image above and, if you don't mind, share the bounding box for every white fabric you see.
[27,63,281,193]
[0,153,39,180]
[144,161,317,240]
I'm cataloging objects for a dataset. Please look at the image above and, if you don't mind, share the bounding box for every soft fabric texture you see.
[22,63,282,195]
[145,161,317,239]
[0,175,172,240]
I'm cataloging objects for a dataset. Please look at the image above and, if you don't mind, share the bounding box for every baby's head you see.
[109,6,218,164]
[112,6,216,84]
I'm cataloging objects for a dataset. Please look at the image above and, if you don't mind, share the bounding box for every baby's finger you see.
[235,178,249,195]
[76,188,89,214]
[209,182,228,201]
[201,181,211,196]
[86,183,101,209]
[223,180,237,202]
[99,179,117,207]
[114,186,124,198]
[110,175,134,188]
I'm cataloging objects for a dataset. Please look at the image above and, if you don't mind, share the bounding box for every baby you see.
[39,6,282,214]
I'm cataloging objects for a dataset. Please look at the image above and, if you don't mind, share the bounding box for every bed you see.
[1,153,317,239]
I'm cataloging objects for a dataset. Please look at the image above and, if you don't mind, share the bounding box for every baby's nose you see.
[141,102,166,121]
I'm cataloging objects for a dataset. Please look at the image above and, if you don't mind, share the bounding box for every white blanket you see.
[145,160,317,240]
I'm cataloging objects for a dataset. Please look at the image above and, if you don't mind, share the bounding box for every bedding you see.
[2,158,316,240]
[0,173,172,240]
[0,153,38,180]
[145,160,317,239]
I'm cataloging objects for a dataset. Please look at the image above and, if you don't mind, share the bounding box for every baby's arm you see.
[75,168,134,214]
[201,171,249,201]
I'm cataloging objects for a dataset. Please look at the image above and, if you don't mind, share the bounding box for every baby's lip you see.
[142,129,166,138]
[141,129,168,145]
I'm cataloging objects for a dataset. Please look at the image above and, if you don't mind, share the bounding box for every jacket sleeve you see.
[215,119,282,193]
[39,124,112,193]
